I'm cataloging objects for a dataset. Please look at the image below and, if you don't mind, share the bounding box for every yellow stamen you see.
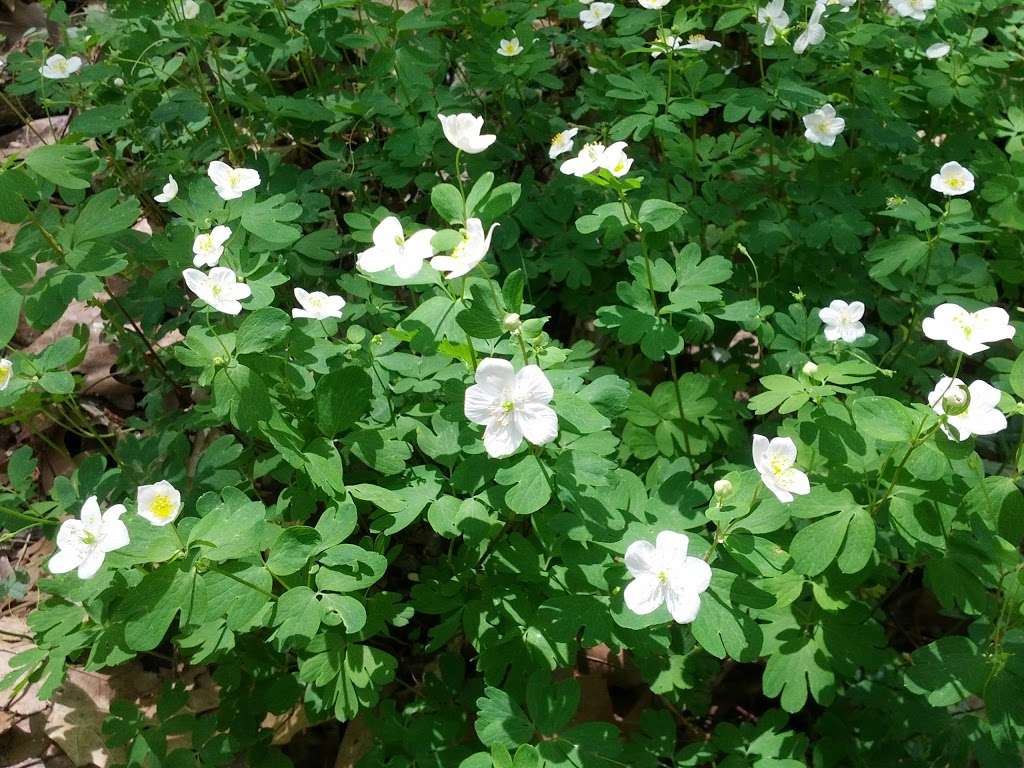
[150,495,175,519]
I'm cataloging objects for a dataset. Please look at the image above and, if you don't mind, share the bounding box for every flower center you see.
[150,494,175,519]
[769,456,791,477]
[211,284,223,297]
[953,313,974,338]
[311,297,322,308]
[81,531,97,546]
[53,60,68,74]
[552,132,563,146]
[227,171,242,188]
[0,367,9,386]
[501,400,515,413]
[394,234,405,247]
[657,570,669,583]
[198,235,212,251]
[947,176,964,189]
[817,118,831,133]
[689,34,706,43]
[451,234,471,260]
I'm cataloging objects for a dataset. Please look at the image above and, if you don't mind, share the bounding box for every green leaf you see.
[763,629,834,712]
[316,544,388,593]
[321,594,367,634]
[240,195,303,244]
[188,494,267,561]
[475,687,534,749]
[1010,351,1024,399]
[70,189,141,245]
[236,307,291,354]
[852,396,916,442]
[866,235,930,279]
[304,438,345,497]
[0,276,23,349]
[315,367,373,436]
[526,673,579,735]
[691,584,762,661]
[466,172,495,217]
[272,587,322,644]
[790,511,852,577]
[477,182,521,221]
[837,507,876,574]
[122,564,196,651]
[431,183,464,224]
[267,526,321,576]
[25,143,96,189]
[457,284,504,339]
[904,636,987,706]
[637,199,684,232]
[495,455,552,514]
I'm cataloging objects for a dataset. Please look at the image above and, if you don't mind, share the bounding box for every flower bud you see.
[802,361,819,377]
[502,312,522,332]
[713,479,733,499]
[113,77,125,87]
[942,384,970,416]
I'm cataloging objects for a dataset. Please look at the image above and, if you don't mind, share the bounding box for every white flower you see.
[752,434,810,503]
[928,377,1007,442]
[192,225,232,268]
[680,33,722,52]
[818,299,866,342]
[757,0,790,45]
[559,142,606,176]
[0,359,12,391]
[638,0,670,8]
[802,360,820,377]
[580,2,614,29]
[39,54,83,80]
[293,287,346,320]
[154,175,178,203]
[890,0,934,21]
[357,216,436,279]
[623,531,712,624]
[651,35,684,58]
[925,42,951,59]
[437,113,496,154]
[802,103,845,146]
[207,160,261,200]
[549,127,579,159]
[137,481,183,527]
[48,497,129,579]
[178,0,200,18]
[826,0,855,10]
[922,303,1015,355]
[431,218,499,279]
[713,478,734,498]
[183,266,251,315]
[497,37,523,57]
[599,141,633,177]
[464,358,558,458]
[930,161,975,196]
[793,2,827,54]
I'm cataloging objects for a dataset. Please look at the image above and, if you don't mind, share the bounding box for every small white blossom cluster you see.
[557,140,634,178]
[49,482,183,580]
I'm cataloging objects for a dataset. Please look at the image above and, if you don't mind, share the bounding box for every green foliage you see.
[2,0,1023,766]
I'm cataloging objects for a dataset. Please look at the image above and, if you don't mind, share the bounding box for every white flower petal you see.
[624,574,665,615]
[665,588,702,624]
[515,402,558,446]
[624,539,658,577]
[483,419,523,458]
